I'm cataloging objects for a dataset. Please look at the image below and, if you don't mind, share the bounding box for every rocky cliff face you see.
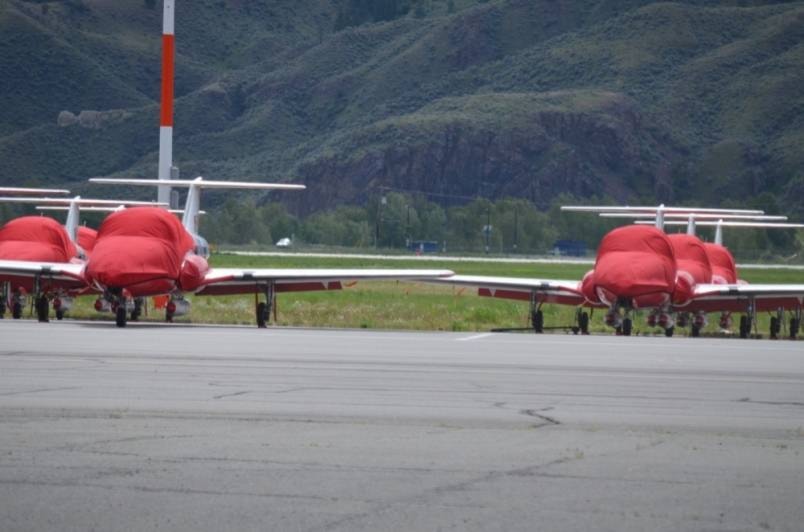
[289,91,678,213]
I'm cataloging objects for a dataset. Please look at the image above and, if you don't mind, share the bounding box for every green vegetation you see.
[194,192,801,260]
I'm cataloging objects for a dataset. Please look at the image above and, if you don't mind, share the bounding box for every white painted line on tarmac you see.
[457,333,495,342]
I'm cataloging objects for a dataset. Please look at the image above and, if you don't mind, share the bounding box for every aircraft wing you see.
[0,260,87,290]
[426,275,588,306]
[684,283,804,312]
[194,268,455,296]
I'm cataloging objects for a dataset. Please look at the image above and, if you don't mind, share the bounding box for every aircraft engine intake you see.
[657,312,675,330]
[604,308,622,329]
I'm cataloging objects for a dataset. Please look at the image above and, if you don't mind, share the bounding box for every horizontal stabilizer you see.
[562,205,764,215]
[36,206,201,215]
[0,187,70,196]
[0,196,168,207]
[89,177,306,191]
[600,213,788,221]
[636,220,804,228]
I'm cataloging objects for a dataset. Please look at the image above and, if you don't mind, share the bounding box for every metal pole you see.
[158,0,176,205]
[485,205,490,254]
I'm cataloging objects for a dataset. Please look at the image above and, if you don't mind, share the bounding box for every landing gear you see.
[528,292,544,334]
[111,292,127,328]
[739,315,750,339]
[131,298,143,322]
[115,305,127,328]
[738,299,758,340]
[256,302,269,328]
[35,295,49,323]
[12,295,22,320]
[770,314,781,340]
[256,283,276,328]
[56,309,65,321]
[691,324,701,337]
[665,326,674,338]
[622,317,633,337]
[572,309,590,335]
[531,309,544,333]
[791,317,800,340]
[0,282,7,319]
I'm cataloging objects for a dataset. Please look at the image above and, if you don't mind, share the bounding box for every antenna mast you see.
[158,0,176,207]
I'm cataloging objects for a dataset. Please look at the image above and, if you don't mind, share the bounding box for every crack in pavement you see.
[213,390,251,400]
[0,386,80,397]
[519,408,561,426]
[737,397,804,407]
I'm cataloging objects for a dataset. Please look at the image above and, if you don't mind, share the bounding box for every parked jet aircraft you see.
[429,206,804,339]
[0,178,453,327]
[0,196,167,321]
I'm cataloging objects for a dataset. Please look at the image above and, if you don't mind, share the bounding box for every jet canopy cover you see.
[87,208,195,292]
[703,243,738,284]
[590,225,677,306]
[0,216,77,262]
[668,234,713,285]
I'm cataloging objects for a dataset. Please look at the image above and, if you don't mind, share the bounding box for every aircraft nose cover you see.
[580,269,599,304]
[703,243,738,284]
[592,226,676,303]
[86,208,194,290]
[668,234,713,285]
[0,216,77,262]
[179,253,209,291]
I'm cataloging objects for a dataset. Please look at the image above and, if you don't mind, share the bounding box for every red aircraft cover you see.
[86,207,195,293]
[668,234,713,285]
[584,225,676,308]
[703,243,738,284]
[0,216,77,262]
[77,226,98,253]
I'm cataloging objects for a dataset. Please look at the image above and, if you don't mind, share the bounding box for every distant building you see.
[552,239,587,257]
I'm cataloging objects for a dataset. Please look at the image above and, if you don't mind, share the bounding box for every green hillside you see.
[1,0,803,219]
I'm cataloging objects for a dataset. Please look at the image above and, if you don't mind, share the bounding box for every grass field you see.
[33,253,804,338]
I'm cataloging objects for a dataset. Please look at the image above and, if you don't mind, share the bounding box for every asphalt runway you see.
[1,321,803,531]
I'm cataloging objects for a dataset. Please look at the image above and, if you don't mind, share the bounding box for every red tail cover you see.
[668,234,713,285]
[0,216,77,262]
[77,226,98,253]
[703,243,738,284]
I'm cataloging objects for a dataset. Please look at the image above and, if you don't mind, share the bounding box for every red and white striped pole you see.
[158,0,175,206]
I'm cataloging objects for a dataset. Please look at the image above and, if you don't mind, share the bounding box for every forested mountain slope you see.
[1,0,803,219]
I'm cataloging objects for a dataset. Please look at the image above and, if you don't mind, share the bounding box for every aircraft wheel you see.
[622,318,632,337]
[256,302,268,328]
[739,315,749,339]
[12,301,22,320]
[531,310,544,333]
[0,305,5,320]
[131,298,143,322]
[691,324,700,338]
[115,306,127,328]
[579,311,590,335]
[36,296,49,323]
[664,326,674,338]
[56,309,65,321]
[791,318,800,340]
[770,317,780,340]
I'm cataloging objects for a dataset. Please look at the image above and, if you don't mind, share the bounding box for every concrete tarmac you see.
[1,320,803,531]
